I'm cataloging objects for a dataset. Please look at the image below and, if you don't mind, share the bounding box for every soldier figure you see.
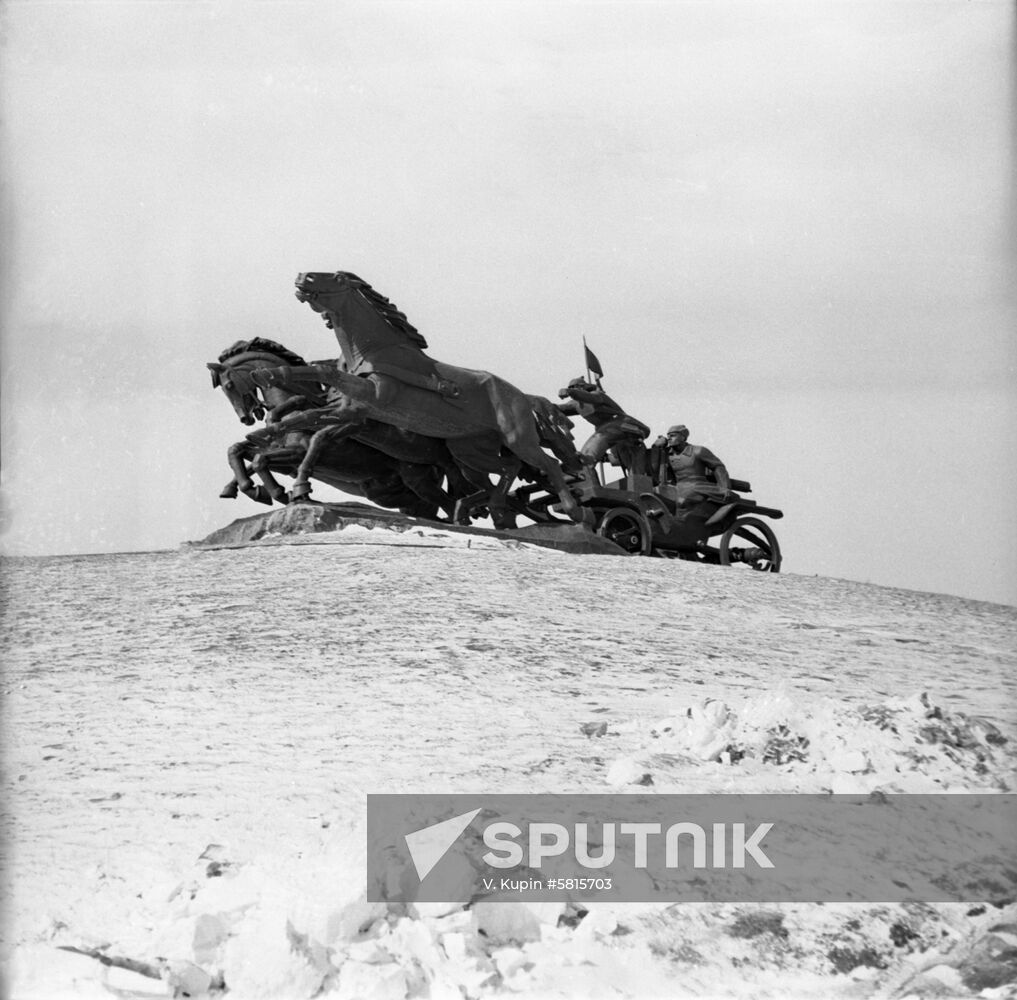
[556,378,650,474]
[652,424,735,507]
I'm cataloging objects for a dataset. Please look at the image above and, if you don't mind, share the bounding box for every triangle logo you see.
[405,807,482,882]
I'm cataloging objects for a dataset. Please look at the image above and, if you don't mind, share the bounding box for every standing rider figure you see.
[556,378,651,476]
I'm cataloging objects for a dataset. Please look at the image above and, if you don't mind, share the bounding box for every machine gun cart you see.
[509,468,784,570]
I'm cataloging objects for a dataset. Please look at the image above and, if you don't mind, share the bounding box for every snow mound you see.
[608,690,1013,794]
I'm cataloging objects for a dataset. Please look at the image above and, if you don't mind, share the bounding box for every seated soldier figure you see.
[556,377,651,474]
[652,424,735,508]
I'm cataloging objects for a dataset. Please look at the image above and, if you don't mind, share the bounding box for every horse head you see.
[208,361,264,425]
[209,337,318,425]
[294,272,354,314]
[294,272,429,350]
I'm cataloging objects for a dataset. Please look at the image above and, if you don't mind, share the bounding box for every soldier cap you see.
[666,424,689,436]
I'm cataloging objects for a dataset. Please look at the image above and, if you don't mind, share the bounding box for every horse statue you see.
[232,272,592,527]
[209,338,472,518]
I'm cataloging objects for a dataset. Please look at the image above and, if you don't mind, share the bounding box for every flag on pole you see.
[583,339,604,379]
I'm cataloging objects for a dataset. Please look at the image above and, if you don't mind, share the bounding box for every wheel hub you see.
[730,546,769,567]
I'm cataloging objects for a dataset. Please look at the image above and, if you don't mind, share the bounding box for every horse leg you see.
[260,468,291,505]
[227,442,273,505]
[250,453,291,505]
[534,451,594,527]
[486,457,522,529]
[265,394,308,423]
[289,425,351,501]
[445,459,495,524]
[445,435,523,524]
[496,401,593,528]
[396,462,455,521]
[251,438,312,505]
[443,463,487,524]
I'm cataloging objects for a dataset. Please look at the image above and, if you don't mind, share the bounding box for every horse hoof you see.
[242,486,273,506]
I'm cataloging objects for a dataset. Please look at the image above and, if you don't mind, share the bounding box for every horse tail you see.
[528,394,582,472]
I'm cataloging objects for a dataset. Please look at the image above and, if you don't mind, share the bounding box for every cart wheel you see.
[597,507,652,555]
[718,516,782,572]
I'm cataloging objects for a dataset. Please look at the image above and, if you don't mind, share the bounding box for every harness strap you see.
[367,361,462,398]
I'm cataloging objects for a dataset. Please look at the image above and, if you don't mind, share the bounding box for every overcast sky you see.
[1,1,1014,604]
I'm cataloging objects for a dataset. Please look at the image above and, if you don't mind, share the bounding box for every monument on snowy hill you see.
[202,272,784,569]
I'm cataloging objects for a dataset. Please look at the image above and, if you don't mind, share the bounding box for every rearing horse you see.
[209,338,468,516]
[243,272,590,526]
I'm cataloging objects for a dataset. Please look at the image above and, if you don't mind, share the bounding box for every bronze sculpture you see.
[243,271,593,527]
[210,339,472,517]
[205,274,784,568]
[209,337,583,528]
[556,377,651,478]
[650,424,734,506]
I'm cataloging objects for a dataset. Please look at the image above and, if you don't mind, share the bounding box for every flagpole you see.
[582,337,606,486]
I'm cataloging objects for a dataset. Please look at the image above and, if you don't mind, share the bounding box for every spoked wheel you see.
[718,516,782,572]
[597,507,652,556]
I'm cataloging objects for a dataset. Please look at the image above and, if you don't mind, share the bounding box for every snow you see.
[1,529,1015,998]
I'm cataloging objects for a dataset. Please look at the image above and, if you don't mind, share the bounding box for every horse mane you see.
[337,272,429,350]
[218,337,307,366]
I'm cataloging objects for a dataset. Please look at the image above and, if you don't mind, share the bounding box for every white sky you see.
[1,1,1014,604]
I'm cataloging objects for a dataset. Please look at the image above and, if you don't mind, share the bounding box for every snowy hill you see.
[1,526,1015,999]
